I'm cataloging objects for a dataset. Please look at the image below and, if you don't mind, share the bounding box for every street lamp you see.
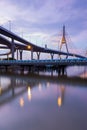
[27,45,31,50]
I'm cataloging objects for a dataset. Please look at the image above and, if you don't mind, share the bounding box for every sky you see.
[0,0,87,56]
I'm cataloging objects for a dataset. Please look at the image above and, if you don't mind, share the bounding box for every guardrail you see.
[0,58,87,66]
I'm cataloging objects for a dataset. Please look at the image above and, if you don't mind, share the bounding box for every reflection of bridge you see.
[0,71,87,107]
[0,75,36,106]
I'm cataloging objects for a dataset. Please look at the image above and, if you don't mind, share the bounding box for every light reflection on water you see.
[0,67,87,130]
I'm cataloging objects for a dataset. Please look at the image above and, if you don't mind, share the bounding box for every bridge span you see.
[0,26,86,60]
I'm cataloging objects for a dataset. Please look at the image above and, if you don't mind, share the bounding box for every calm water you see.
[0,66,87,130]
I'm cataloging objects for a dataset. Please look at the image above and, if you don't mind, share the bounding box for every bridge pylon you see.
[59,25,69,58]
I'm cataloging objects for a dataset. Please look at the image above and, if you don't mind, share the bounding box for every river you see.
[0,66,87,130]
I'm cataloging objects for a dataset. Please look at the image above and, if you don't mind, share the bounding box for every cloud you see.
[0,0,75,24]
[0,0,87,53]
[0,0,20,24]
[0,0,86,30]
[15,0,75,24]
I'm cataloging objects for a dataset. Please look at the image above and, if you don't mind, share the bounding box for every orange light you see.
[57,97,62,107]
[27,45,31,49]
[61,37,66,44]
[20,98,24,107]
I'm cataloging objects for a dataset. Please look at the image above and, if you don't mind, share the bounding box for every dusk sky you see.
[0,0,87,55]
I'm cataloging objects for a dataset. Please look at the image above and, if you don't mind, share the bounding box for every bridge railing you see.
[0,58,87,66]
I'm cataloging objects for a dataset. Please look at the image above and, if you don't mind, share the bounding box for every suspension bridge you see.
[0,25,87,71]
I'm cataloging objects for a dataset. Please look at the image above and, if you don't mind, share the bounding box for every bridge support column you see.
[50,53,54,60]
[31,49,33,60]
[36,52,40,60]
[58,66,66,76]
[7,54,9,60]
[19,50,23,60]
[17,49,18,60]
[66,54,68,59]
[11,39,15,59]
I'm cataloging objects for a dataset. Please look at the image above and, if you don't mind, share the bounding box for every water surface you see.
[0,66,87,130]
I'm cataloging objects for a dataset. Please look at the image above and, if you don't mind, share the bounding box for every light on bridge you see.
[27,45,31,50]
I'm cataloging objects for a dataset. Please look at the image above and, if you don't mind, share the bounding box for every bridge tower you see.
[60,25,69,55]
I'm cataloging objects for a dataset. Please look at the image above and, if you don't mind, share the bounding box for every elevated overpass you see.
[0,26,86,60]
